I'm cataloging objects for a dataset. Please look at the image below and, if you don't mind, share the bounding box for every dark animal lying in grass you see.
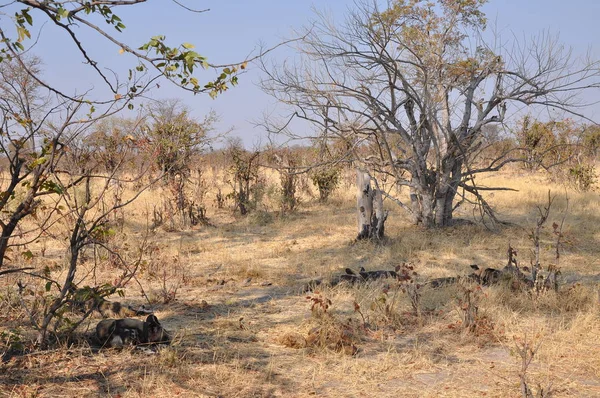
[469,264,503,286]
[96,315,170,348]
[340,267,399,283]
[427,276,459,289]
[427,264,535,289]
[426,267,483,288]
[69,285,153,318]
[302,267,400,292]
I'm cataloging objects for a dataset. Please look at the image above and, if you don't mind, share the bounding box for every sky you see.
[3,0,600,147]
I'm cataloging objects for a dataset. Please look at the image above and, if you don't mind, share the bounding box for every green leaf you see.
[22,9,33,25]
[16,26,30,42]
[128,103,134,110]
[182,42,195,49]
[40,180,63,195]
[57,7,69,20]
[45,281,52,292]
[28,156,47,168]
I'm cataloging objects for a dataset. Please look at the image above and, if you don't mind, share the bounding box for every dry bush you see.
[296,292,362,355]
[489,281,595,315]
[513,333,556,398]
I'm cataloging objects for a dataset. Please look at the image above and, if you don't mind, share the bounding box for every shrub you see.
[311,167,340,202]
[567,163,597,192]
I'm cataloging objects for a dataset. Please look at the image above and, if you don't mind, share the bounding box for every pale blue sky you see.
[6,0,600,146]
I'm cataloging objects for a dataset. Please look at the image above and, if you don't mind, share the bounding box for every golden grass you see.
[2,168,600,397]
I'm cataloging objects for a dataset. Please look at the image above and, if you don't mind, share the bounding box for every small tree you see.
[311,167,341,202]
[226,141,261,216]
[146,100,214,179]
[271,149,299,214]
[144,100,216,228]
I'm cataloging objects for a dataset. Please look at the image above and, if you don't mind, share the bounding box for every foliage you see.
[85,116,146,173]
[304,293,360,355]
[579,124,600,160]
[4,1,245,102]
[145,100,214,179]
[567,163,597,192]
[515,116,577,171]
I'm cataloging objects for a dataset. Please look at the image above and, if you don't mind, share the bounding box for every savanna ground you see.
[1,167,600,397]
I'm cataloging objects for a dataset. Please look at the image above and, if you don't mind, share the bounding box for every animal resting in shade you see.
[96,314,170,348]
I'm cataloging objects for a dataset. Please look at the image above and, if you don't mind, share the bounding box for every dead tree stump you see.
[356,170,387,241]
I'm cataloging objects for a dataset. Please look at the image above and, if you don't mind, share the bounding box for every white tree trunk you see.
[356,171,373,239]
[356,170,387,240]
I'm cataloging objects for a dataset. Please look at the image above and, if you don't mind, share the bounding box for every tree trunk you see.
[356,170,387,240]
[420,191,435,228]
[372,187,386,239]
[409,187,422,225]
[435,159,462,227]
[356,171,373,239]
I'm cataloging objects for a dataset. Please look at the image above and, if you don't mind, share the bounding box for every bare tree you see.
[0,57,88,272]
[261,0,600,227]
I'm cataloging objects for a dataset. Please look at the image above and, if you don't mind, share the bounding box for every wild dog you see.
[96,315,170,348]
[469,264,502,286]
[341,267,399,283]
[69,285,153,318]
[303,267,400,292]
[427,276,458,289]
[427,271,482,289]
[471,264,536,289]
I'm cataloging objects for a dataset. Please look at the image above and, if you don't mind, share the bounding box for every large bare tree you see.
[261,0,600,227]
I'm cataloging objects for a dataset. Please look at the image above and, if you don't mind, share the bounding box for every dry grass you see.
[2,168,600,397]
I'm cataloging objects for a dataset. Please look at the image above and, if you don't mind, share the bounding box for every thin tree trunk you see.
[409,186,422,225]
[356,170,387,240]
[372,187,386,239]
[356,171,373,239]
